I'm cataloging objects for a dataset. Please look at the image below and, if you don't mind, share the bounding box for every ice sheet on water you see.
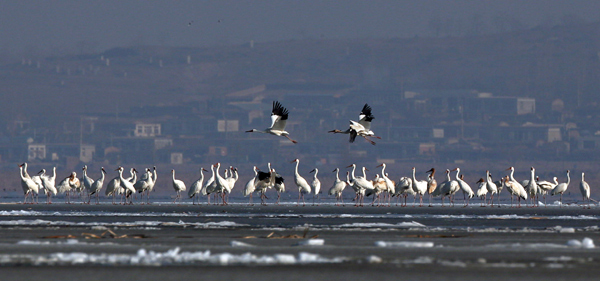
[0,247,347,266]
[338,221,426,228]
[375,241,434,248]
[0,210,43,216]
[488,243,568,249]
[295,239,325,246]
[567,237,595,249]
[0,219,247,228]
[17,239,82,245]
[230,240,254,247]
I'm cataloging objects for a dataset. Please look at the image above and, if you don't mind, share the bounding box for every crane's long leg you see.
[284,135,298,144]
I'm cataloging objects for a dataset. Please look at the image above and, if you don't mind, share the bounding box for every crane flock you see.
[14,161,595,209]
[11,101,596,209]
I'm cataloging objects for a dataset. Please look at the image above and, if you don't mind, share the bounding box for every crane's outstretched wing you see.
[270,101,289,131]
[358,103,374,130]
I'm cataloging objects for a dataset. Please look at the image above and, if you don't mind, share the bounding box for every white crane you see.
[19,163,38,204]
[243,166,258,206]
[411,167,428,207]
[202,164,217,204]
[223,167,239,203]
[506,167,528,208]
[426,168,438,207]
[117,167,136,205]
[395,176,414,207]
[580,172,591,209]
[273,169,285,205]
[329,103,381,145]
[134,169,153,204]
[485,170,498,207]
[368,174,387,206]
[87,167,106,204]
[56,172,75,204]
[214,163,230,205]
[310,168,321,206]
[145,166,158,204]
[292,159,311,206]
[537,176,557,207]
[254,165,275,205]
[452,168,474,207]
[105,168,122,205]
[328,168,347,206]
[377,163,395,206]
[171,169,186,204]
[433,169,459,207]
[246,101,297,144]
[39,168,58,204]
[30,170,43,204]
[188,167,208,205]
[475,178,488,207]
[80,165,94,203]
[348,164,374,207]
[551,170,570,207]
[523,167,539,207]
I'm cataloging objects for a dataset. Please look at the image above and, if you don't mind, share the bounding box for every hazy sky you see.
[1,0,600,56]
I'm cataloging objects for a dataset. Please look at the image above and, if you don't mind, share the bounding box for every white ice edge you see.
[338,221,426,228]
[295,239,325,246]
[0,247,347,266]
[375,241,434,248]
[1,211,598,222]
[0,219,247,228]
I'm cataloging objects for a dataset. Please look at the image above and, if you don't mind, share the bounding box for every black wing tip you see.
[272,100,289,120]
[361,103,374,121]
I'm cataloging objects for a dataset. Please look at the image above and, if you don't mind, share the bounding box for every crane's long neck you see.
[294,161,300,177]
[412,169,417,182]
[362,167,367,178]
[99,170,105,182]
[582,173,585,181]
[23,163,30,178]
[509,169,516,182]
[215,164,222,180]
[335,169,340,181]
[566,171,570,184]
[455,169,461,181]
[51,167,56,179]
[350,165,356,180]
[118,169,125,182]
[486,171,492,183]
[253,167,258,177]
[530,169,535,182]
[172,171,176,181]
[431,169,436,178]
[313,169,318,179]
[209,165,215,180]
[19,166,26,181]
[381,165,386,177]
[152,168,157,181]
[446,171,451,181]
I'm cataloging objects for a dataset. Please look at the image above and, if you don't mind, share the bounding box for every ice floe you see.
[294,239,325,246]
[0,247,348,266]
[338,221,426,228]
[0,219,247,228]
[375,241,434,248]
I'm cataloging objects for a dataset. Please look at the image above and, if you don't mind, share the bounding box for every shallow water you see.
[1,202,599,280]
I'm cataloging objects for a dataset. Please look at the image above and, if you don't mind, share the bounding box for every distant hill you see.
[2,21,599,128]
